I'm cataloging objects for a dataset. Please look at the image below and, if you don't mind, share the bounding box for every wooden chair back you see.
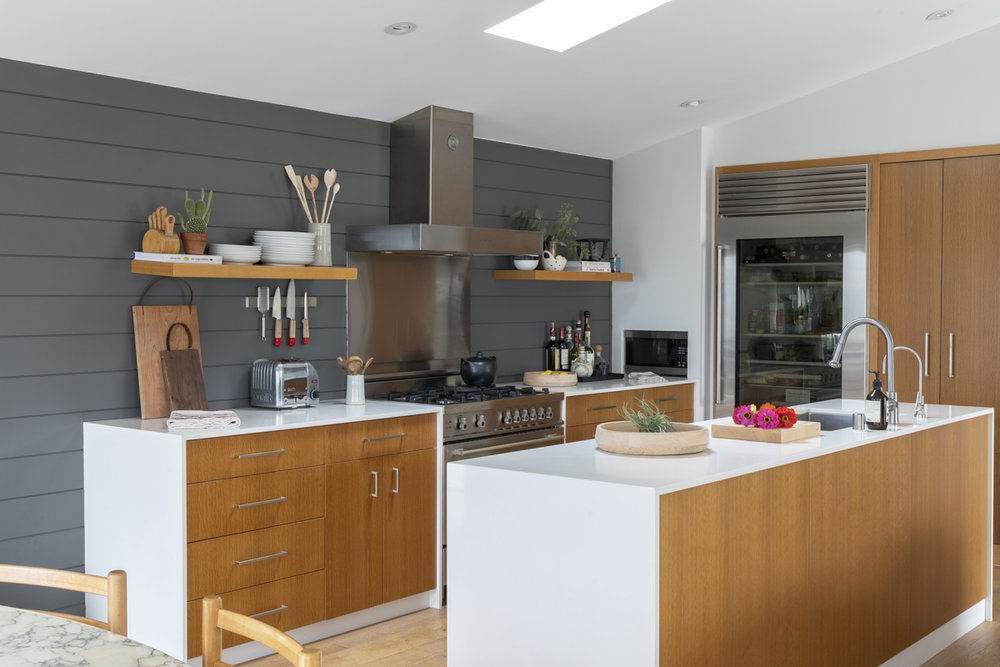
[201,596,322,667]
[0,564,127,635]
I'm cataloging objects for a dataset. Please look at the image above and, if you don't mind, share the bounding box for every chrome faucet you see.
[829,317,898,428]
[882,346,927,424]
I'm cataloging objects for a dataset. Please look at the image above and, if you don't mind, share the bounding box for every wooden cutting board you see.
[160,323,208,413]
[523,371,578,387]
[133,278,204,419]
[710,420,821,443]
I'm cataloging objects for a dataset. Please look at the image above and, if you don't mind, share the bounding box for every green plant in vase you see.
[176,189,213,254]
[511,202,579,270]
[620,396,676,433]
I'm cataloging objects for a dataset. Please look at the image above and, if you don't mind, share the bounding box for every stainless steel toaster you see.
[250,358,319,409]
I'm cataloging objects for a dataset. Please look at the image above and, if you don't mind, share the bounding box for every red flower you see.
[755,407,780,429]
[775,406,798,428]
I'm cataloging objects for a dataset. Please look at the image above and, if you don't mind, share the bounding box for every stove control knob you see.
[502,411,512,425]
[545,407,554,419]
[520,409,529,422]
[475,414,486,428]
[529,408,538,420]
[512,411,521,423]
[457,415,468,430]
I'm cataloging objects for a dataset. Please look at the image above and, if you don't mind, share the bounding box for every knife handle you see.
[274,318,282,347]
[302,319,310,345]
[289,320,296,347]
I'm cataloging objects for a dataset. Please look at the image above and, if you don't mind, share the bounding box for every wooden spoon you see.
[284,165,313,223]
[361,357,374,375]
[324,183,341,224]
[336,356,347,370]
[320,169,337,224]
[303,174,320,226]
[346,356,363,375]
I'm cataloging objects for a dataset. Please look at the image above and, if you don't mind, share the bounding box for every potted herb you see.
[594,396,708,455]
[511,203,579,271]
[177,189,213,255]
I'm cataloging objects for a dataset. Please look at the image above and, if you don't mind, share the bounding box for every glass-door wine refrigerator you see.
[714,165,870,417]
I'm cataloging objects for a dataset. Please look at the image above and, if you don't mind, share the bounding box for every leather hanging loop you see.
[138,277,194,306]
[165,322,194,350]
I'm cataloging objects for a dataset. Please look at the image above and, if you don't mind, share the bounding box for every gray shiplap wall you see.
[0,57,611,613]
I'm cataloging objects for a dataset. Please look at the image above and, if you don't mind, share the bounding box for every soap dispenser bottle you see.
[865,370,888,430]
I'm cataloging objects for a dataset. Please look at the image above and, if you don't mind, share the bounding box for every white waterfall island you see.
[447,400,993,666]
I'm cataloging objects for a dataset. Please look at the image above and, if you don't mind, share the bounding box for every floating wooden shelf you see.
[131,260,357,280]
[493,270,633,282]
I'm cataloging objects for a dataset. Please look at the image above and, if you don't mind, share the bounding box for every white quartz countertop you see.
[519,376,695,398]
[451,399,993,495]
[85,400,442,440]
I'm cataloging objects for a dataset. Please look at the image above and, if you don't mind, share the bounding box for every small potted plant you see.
[594,396,708,455]
[511,203,579,271]
[177,189,213,255]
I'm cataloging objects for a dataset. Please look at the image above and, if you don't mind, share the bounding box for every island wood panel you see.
[187,467,325,542]
[875,160,943,403]
[910,416,990,639]
[807,437,913,665]
[324,414,436,464]
[186,428,325,484]
[186,518,325,601]
[186,570,325,659]
[381,449,438,604]
[659,461,810,666]
[940,155,1000,544]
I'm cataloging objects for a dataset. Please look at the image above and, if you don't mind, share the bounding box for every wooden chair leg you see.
[301,648,322,667]
[106,569,127,636]
[202,596,223,667]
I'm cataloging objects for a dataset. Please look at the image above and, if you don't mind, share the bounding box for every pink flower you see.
[733,404,756,426]
[755,407,780,429]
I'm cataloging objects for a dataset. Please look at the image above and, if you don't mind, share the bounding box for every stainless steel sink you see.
[797,411,854,431]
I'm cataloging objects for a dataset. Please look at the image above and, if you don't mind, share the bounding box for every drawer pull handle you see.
[656,397,678,403]
[588,405,616,412]
[392,467,400,494]
[234,448,288,460]
[371,471,379,498]
[250,605,288,619]
[233,496,287,509]
[363,433,408,443]
[234,550,288,566]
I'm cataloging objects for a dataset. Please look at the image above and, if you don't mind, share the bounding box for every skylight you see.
[484,0,673,53]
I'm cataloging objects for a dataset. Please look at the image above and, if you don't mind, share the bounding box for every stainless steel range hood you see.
[346,106,541,255]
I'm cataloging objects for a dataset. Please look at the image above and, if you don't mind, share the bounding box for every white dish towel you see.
[166,410,241,431]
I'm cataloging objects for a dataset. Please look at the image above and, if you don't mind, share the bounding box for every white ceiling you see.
[4,1,1000,159]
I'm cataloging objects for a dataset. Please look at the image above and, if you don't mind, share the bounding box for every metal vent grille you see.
[717,164,869,217]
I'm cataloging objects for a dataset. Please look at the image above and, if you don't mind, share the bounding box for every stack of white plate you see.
[253,231,316,266]
[207,243,262,265]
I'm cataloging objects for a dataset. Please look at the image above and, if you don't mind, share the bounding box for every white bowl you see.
[513,255,539,270]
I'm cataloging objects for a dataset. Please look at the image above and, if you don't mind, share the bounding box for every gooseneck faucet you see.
[882,346,927,424]
[829,317,898,428]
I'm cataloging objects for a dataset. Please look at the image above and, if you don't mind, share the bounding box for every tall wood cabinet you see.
[877,154,1000,541]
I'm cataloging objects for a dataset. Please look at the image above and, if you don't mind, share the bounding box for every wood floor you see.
[243,568,999,666]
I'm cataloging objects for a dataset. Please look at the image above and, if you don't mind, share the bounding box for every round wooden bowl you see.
[595,421,709,456]
[523,371,578,387]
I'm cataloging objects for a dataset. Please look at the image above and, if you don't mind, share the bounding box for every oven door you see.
[444,425,565,463]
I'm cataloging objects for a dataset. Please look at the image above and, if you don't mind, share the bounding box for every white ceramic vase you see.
[308,222,332,266]
[541,249,567,271]
[345,374,365,405]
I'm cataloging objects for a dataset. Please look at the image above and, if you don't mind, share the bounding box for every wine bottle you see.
[545,322,558,371]
[583,311,595,364]
[558,327,570,371]
[569,321,582,365]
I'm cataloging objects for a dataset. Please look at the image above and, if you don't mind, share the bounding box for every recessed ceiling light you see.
[384,22,417,36]
[925,9,954,20]
[679,99,704,108]
[485,0,674,53]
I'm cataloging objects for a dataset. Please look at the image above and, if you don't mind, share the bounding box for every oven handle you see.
[451,433,564,458]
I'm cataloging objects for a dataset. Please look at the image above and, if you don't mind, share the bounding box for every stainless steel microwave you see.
[624,330,688,377]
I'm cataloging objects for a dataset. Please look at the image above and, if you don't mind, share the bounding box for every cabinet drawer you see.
[187,467,324,542]
[566,385,693,428]
[187,428,324,483]
[186,570,325,659]
[325,413,436,463]
[636,384,694,413]
[187,518,324,601]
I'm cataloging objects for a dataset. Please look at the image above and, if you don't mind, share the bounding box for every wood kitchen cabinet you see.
[565,383,694,443]
[877,154,1000,540]
[325,414,437,619]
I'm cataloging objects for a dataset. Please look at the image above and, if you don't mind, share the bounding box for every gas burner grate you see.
[386,384,550,404]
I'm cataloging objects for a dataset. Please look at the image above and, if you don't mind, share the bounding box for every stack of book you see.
[133,251,222,264]
[564,260,611,272]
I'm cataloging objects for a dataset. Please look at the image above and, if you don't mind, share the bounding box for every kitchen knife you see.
[256,286,269,341]
[287,279,296,346]
[302,291,310,345]
[272,286,282,347]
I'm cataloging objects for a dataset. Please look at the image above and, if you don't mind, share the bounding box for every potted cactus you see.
[177,189,213,254]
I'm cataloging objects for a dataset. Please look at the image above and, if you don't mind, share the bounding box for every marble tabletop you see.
[0,605,186,666]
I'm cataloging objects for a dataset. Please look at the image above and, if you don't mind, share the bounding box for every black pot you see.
[461,352,497,387]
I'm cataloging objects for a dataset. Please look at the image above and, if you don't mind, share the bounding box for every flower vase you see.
[308,222,332,266]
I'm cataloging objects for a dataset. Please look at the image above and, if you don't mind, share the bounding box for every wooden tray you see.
[596,421,708,456]
[710,420,821,443]
[523,371,578,387]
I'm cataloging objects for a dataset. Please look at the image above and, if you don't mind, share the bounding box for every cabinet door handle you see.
[233,496,287,509]
[363,433,407,443]
[250,605,288,619]
[656,397,678,403]
[716,244,725,405]
[392,467,400,494]
[588,405,616,412]
[234,550,288,566]
[234,448,288,460]
[948,332,955,378]
[923,333,929,377]
[371,471,379,498]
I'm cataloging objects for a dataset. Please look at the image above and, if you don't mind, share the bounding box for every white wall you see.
[611,128,710,418]
[612,22,1000,419]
